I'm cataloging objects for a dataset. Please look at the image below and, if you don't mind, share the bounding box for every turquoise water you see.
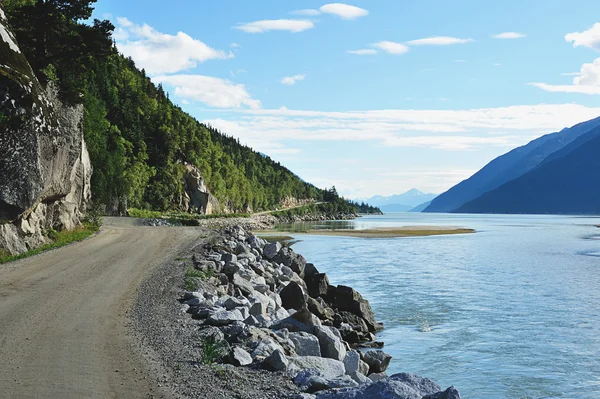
[288,214,600,398]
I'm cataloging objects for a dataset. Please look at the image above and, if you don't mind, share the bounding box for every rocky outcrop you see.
[180,164,220,214]
[0,7,91,255]
[179,225,462,397]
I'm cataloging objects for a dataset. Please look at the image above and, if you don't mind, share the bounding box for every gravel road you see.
[0,217,200,398]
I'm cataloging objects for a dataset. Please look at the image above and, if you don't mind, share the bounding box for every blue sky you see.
[92,0,600,198]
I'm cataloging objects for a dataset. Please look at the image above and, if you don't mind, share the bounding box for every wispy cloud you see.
[154,74,261,109]
[372,41,409,54]
[406,36,474,45]
[348,49,378,55]
[113,17,233,74]
[281,74,306,85]
[493,32,526,39]
[530,58,600,94]
[319,3,369,20]
[235,19,314,33]
[291,9,321,16]
[202,103,600,152]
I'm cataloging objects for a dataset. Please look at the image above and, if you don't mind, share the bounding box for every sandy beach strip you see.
[257,226,475,238]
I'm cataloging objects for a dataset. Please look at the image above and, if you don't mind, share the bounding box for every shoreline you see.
[131,223,462,398]
[258,226,475,239]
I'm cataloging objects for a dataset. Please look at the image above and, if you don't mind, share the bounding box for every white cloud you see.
[565,23,600,51]
[202,103,600,153]
[291,9,321,16]
[348,49,377,55]
[230,42,240,48]
[407,36,474,45]
[113,17,233,75]
[235,19,314,33]
[455,59,466,63]
[153,74,261,109]
[319,3,369,20]
[493,32,526,39]
[530,57,600,94]
[372,41,409,55]
[561,72,581,76]
[281,74,306,85]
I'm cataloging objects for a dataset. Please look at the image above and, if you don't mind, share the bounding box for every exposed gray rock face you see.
[0,8,91,255]
[180,163,220,214]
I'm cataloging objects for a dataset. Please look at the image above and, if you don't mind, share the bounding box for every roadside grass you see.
[200,336,228,365]
[128,207,251,223]
[0,222,100,264]
[183,266,215,291]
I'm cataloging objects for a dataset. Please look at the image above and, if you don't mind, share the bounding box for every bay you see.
[284,213,600,398]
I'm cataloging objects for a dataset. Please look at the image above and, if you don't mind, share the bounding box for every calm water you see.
[286,214,600,398]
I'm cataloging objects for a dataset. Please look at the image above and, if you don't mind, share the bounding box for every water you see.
[285,213,600,398]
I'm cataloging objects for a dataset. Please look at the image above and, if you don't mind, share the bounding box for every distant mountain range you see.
[358,189,437,212]
[424,116,600,215]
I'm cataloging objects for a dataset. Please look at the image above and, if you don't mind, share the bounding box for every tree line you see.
[2,0,381,215]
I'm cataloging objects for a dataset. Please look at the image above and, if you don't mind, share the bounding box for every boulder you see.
[295,369,359,393]
[222,297,247,310]
[221,253,238,263]
[314,326,347,361]
[280,281,308,310]
[307,273,330,299]
[227,346,253,367]
[252,338,284,359]
[363,350,392,374]
[247,234,267,250]
[315,373,442,399]
[271,308,322,333]
[334,286,382,332]
[304,263,320,279]
[264,349,289,372]
[307,297,332,320]
[205,309,245,326]
[289,332,322,357]
[335,312,369,334]
[232,273,255,296]
[288,356,346,381]
[423,386,462,399]
[263,242,282,260]
[343,350,362,374]
[347,370,370,385]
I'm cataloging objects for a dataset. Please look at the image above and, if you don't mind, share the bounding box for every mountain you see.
[380,204,414,212]
[424,116,600,213]
[408,200,433,212]
[455,127,600,214]
[360,189,437,212]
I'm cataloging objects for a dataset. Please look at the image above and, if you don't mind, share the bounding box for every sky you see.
[91,0,600,199]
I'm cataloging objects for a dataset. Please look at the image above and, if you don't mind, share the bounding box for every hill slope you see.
[3,2,326,215]
[424,117,600,213]
[455,131,600,214]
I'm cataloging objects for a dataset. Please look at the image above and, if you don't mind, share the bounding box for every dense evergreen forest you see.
[2,0,381,215]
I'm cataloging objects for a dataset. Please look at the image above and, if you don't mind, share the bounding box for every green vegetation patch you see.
[0,223,100,264]
[183,266,215,291]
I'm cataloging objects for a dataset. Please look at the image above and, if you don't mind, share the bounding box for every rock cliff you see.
[0,7,92,255]
[180,164,220,215]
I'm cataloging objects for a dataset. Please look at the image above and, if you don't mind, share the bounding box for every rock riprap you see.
[0,6,91,255]
[179,225,462,397]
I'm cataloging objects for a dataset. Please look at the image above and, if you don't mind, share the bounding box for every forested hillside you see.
[2,0,334,214]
